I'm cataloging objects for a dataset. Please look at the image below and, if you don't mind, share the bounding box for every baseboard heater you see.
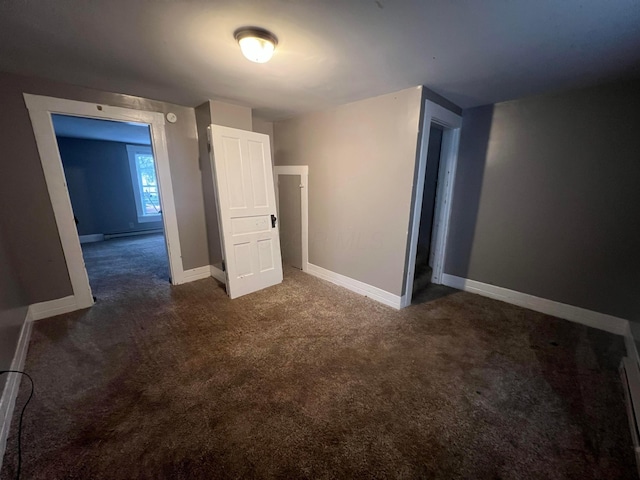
[103,229,163,240]
[79,229,163,243]
[620,357,640,477]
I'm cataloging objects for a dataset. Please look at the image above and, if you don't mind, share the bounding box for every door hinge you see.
[221,260,226,272]
[207,141,211,153]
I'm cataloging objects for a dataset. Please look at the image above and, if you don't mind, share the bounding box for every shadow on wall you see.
[443,105,494,280]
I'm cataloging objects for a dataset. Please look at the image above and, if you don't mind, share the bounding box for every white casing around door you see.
[208,124,283,299]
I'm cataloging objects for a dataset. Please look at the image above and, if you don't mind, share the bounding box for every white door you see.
[208,124,283,299]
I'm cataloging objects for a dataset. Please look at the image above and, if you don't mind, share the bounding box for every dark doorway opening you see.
[412,124,447,303]
[53,114,170,298]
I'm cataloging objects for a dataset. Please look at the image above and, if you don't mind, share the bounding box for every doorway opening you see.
[25,94,185,311]
[52,114,170,298]
[274,166,309,274]
[402,100,462,308]
[412,125,444,301]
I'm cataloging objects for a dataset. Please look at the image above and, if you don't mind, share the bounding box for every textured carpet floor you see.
[1,234,635,479]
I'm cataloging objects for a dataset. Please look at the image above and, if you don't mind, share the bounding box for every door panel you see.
[248,140,269,207]
[209,124,283,299]
[258,238,275,271]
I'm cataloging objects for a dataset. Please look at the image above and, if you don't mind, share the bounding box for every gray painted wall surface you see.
[0,71,208,303]
[211,101,252,131]
[195,102,220,267]
[274,87,423,295]
[0,228,28,390]
[57,138,163,236]
[445,80,640,322]
[278,175,303,269]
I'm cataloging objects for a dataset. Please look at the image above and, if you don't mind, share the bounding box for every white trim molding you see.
[182,266,212,283]
[273,165,309,273]
[402,99,462,308]
[23,94,186,309]
[442,274,629,336]
[273,165,309,176]
[79,234,104,244]
[28,295,79,321]
[0,312,33,469]
[307,263,401,309]
[210,266,226,284]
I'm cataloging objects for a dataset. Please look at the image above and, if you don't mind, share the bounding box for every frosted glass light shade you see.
[235,28,277,63]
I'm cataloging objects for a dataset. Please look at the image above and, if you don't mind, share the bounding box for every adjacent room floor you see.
[1,248,635,478]
[81,233,170,300]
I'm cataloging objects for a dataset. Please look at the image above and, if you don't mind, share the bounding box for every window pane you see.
[136,153,160,215]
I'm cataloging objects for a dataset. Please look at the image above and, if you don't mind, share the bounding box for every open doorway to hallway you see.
[52,114,170,298]
[402,100,463,308]
[412,125,446,303]
[274,166,309,275]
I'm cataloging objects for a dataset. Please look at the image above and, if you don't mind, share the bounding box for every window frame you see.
[126,144,162,223]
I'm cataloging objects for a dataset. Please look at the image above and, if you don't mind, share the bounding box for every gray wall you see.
[211,101,252,131]
[445,79,640,322]
[195,101,222,267]
[274,87,423,296]
[0,71,209,304]
[57,137,163,236]
[278,175,303,269]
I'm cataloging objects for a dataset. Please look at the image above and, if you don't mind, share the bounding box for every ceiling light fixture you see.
[234,27,278,63]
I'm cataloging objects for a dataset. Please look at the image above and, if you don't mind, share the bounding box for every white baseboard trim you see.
[441,273,629,336]
[28,295,79,321]
[400,293,410,309]
[0,312,33,470]
[210,266,226,284]
[79,234,104,244]
[182,266,212,283]
[306,263,401,309]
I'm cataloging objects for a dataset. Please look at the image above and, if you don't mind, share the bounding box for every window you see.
[126,145,162,223]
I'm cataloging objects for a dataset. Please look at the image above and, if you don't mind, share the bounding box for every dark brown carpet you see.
[1,234,635,479]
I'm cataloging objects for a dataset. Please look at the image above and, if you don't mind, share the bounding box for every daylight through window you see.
[127,145,162,223]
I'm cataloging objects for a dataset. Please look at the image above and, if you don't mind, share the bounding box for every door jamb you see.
[273,165,309,273]
[24,93,185,309]
[402,100,462,308]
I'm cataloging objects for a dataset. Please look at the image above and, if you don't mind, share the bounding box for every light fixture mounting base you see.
[234,27,278,47]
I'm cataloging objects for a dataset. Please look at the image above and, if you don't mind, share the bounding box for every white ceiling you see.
[52,115,151,145]
[1,0,639,120]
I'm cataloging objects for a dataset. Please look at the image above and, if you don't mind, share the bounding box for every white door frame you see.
[273,166,309,272]
[401,100,462,308]
[24,94,185,309]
